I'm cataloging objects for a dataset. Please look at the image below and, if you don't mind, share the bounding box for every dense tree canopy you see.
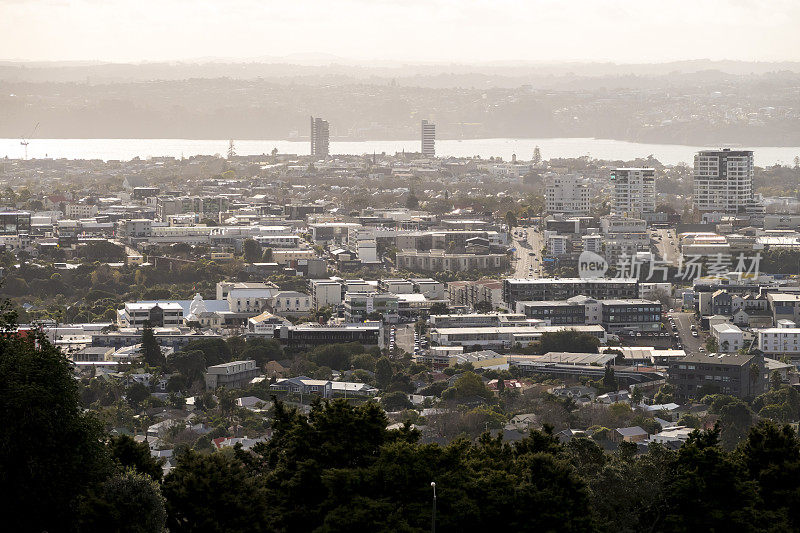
[5,301,800,532]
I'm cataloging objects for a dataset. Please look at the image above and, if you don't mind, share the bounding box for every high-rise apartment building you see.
[421,120,435,157]
[611,168,655,217]
[693,149,754,214]
[310,116,330,158]
[545,175,590,215]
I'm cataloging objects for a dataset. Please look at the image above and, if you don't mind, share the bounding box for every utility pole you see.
[430,482,437,533]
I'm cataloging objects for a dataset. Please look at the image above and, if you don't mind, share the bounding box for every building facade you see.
[611,168,655,217]
[693,149,755,214]
[310,116,330,158]
[503,278,639,308]
[396,250,508,272]
[205,360,260,390]
[545,175,590,215]
[669,352,768,401]
[421,120,435,157]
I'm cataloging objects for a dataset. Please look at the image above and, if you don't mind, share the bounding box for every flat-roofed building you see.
[397,249,508,273]
[668,352,767,401]
[117,302,184,328]
[545,175,590,215]
[205,360,260,390]
[693,149,756,214]
[310,279,344,310]
[276,322,383,347]
[767,293,800,325]
[503,278,639,308]
[758,326,800,358]
[430,324,606,350]
[611,168,655,217]
[344,292,399,323]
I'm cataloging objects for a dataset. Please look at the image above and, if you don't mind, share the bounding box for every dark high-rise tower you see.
[310,116,330,158]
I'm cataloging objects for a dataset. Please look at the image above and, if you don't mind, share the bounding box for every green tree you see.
[381,391,413,412]
[261,247,274,262]
[242,238,261,262]
[601,364,618,393]
[664,425,759,531]
[505,210,517,229]
[109,434,165,481]
[405,191,419,209]
[718,398,755,450]
[182,338,231,367]
[375,357,393,389]
[351,353,376,372]
[429,302,449,315]
[240,339,283,369]
[739,421,800,529]
[0,307,112,531]
[474,300,494,313]
[162,451,268,533]
[168,349,207,385]
[630,387,643,406]
[451,371,493,401]
[126,382,151,409]
[78,468,167,533]
[539,330,600,354]
[141,324,165,367]
[654,383,675,404]
[706,337,719,352]
[309,343,361,371]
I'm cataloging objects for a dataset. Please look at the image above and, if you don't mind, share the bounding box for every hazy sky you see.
[1,0,799,63]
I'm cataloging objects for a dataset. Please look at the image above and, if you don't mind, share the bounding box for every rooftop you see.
[676,352,757,366]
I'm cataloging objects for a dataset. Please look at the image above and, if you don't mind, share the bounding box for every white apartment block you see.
[269,291,312,315]
[759,327,800,357]
[65,203,99,219]
[546,233,569,256]
[310,279,344,310]
[396,250,508,272]
[693,149,754,214]
[582,234,602,253]
[545,175,590,215]
[117,302,184,328]
[711,323,744,352]
[611,168,655,217]
[271,249,317,264]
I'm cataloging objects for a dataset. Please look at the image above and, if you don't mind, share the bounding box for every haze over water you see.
[2,138,799,166]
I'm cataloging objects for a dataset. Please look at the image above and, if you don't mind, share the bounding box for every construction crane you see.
[20,122,39,160]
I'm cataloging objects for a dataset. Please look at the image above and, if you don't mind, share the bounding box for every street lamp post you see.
[430,481,437,533]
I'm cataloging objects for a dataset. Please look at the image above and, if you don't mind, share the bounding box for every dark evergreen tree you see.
[109,434,165,481]
[162,451,268,533]
[78,469,167,533]
[141,323,165,367]
[0,306,113,531]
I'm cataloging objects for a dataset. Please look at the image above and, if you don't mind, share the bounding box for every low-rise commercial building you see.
[343,292,399,322]
[430,324,606,350]
[668,352,768,402]
[396,249,508,272]
[503,278,639,308]
[117,302,184,328]
[275,322,383,347]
